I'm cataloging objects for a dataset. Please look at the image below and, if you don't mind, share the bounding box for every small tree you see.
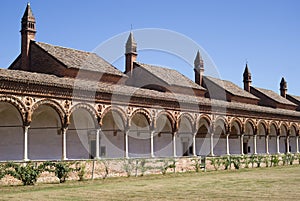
[271,155,279,167]
[222,156,231,170]
[43,161,72,183]
[242,155,250,168]
[256,155,263,168]
[231,156,241,170]
[209,157,221,171]
[123,159,134,177]
[4,162,44,185]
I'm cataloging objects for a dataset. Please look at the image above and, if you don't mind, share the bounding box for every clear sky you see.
[1,0,300,95]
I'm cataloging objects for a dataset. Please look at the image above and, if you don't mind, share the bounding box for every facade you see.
[0,4,300,161]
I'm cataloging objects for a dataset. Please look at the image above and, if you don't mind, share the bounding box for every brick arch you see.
[244,118,257,134]
[69,103,99,126]
[229,117,242,134]
[214,116,228,135]
[289,123,298,136]
[279,122,289,136]
[269,121,279,136]
[257,119,268,135]
[154,111,176,132]
[196,114,212,131]
[176,113,195,132]
[30,99,65,126]
[100,106,127,128]
[129,108,152,127]
[0,95,27,124]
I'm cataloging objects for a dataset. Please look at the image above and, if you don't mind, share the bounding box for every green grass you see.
[1,165,300,201]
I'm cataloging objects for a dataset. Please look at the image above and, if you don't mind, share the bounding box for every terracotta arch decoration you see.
[30,99,65,126]
[100,106,127,128]
[155,111,176,132]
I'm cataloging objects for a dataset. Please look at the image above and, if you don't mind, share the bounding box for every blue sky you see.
[1,0,300,95]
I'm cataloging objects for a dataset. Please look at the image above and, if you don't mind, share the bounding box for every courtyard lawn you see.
[0,165,299,201]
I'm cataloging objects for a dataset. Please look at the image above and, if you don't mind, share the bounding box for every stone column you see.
[265,135,269,154]
[23,125,30,161]
[210,133,214,156]
[253,134,257,155]
[192,132,197,156]
[296,136,299,153]
[286,136,290,154]
[150,130,155,158]
[226,134,230,155]
[125,129,129,158]
[276,135,280,154]
[173,131,177,157]
[95,129,101,159]
[240,134,244,155]
[62,127,68,160]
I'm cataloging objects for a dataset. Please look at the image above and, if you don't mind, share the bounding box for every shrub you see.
[137,159,147,176]
[231,156,242,170]
[76,162,86,181]
[271,155,279,167]
[282,154,288,166]
[222,156,231,170]
[43,161,72,183]
[123,159,134,177]
[256,155,264,168]
[100,160,110,179]
[0,163,6,180]
[4,162,44,185]
[242,155,250,168]
[264,155,271,167]
[159,159,176,175]
[209,157,221,171]
[191,158,202,172]
[249,155,257,168]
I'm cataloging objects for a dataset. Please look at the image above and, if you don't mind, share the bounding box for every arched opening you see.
[177,115,193,156]
[214,119,227,156]
[244,121,255,154]
[101,110,126,158]
[289,125,297,153]
[257,122,267,154]
[67,108,98,159]
[280,124,288,153]
[269,123,277,154]
[129,112,151,158]
[29,105,62,160]
[0,102,23,161]
[154,114,173,157]
[196,117,211,156]
[230,120,241,154]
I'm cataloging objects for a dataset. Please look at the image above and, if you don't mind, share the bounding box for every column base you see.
[23,158,29,162]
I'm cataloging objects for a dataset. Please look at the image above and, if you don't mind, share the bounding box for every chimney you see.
[243,63,252,92]
[194,50,204,86]
[21,3,36,71]
[280,77,287,98]
[125,32,137,76]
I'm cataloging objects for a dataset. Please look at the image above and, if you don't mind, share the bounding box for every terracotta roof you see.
[1,68,300,118]
[203,76,259,100]
[253,87,297,106]
[135,62,204,90]
[35,42,126,77]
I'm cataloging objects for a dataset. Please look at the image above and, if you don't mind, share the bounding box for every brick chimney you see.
[125,32,137,76]
[21,3,36,71]
[194,50,204,86]
[243,63,252,92]
[280,77,287,98]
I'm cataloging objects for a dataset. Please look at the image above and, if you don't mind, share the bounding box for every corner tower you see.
[21,3,36,71]
[194,50,204,86]
[243,63,252,92]
[125,32,137,76]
